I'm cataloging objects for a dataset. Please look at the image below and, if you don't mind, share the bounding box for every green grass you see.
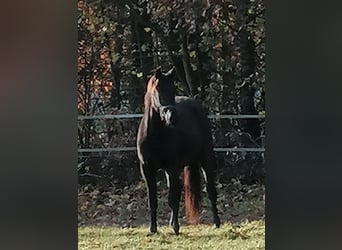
[78,220,264,250]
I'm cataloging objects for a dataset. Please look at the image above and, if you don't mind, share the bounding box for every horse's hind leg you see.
[201,154,221,228]
[167,169,182,235]
[140,163,158,234]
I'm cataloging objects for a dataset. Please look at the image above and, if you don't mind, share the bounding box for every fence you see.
[77,114,265,153]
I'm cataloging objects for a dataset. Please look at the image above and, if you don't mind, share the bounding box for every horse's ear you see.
[155,67,162,79]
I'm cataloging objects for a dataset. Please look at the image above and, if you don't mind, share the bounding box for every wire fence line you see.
[78,114,265,154]
[78,147,265,153]
[78,114,265,120]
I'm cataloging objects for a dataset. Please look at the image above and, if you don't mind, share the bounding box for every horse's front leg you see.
[167,169,182,235]
[140,163,158,234]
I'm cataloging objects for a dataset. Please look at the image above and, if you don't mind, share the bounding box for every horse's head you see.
[145,67,176,126]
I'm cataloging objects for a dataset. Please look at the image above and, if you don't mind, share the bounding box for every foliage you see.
[77,0,265,185]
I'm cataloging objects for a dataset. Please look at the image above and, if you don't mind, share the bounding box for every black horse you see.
[137,67,220,235]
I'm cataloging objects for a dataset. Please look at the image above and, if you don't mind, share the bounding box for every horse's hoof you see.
[148,226,157,236]
[173,227,180,235]
[147,231,157,236]
[214,218,221,228]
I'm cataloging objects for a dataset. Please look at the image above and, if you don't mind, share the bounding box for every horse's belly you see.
[140,140,178,166]
[139,132,203,168]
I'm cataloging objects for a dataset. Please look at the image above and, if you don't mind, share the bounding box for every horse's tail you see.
[183,166,201,225]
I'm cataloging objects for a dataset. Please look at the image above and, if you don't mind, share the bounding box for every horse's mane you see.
[143,75,158,117]
[138,75,159,138]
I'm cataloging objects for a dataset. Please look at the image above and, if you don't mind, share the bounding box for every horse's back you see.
[175,95,190,103]
[175,98,210,132]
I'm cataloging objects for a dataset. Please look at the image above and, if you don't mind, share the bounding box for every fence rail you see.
[78,114,265,120]
[78,114,265,154]
[78,147,264,153]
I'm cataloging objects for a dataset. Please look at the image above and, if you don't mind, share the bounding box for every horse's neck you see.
[149,109,163,133]
[140,104,162,137]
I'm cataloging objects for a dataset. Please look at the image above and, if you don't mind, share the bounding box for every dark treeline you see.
[77,0,265,186]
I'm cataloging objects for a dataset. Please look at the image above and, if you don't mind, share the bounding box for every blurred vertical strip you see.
[0,1,77,250]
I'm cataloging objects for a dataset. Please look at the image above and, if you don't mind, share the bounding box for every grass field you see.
[79,219,264,250]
